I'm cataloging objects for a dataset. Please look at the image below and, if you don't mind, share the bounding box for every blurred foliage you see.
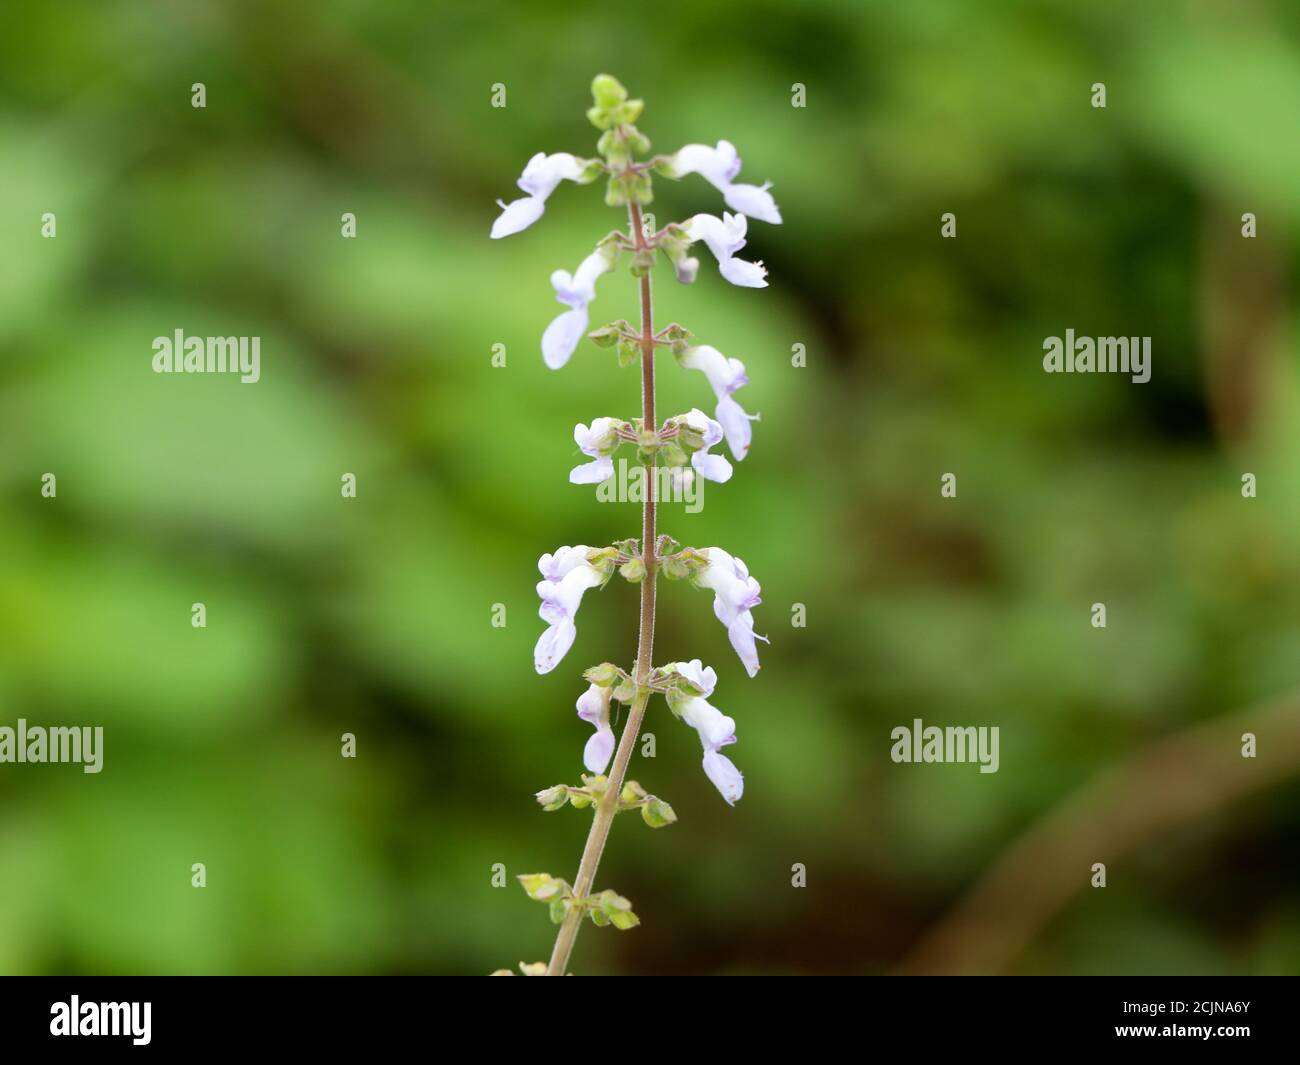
[1,0,1298,975]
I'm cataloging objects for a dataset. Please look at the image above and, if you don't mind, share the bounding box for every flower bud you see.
[586,323,621,348]
[596,890,640,930]
[535,785,568,811]
[662,555,690,581]
[518,961,548,976]
[612,677,638,703]
[518,872,567,901]
[631,172,654,205]
[625,126,651,154]
[660,441,688,468]
[604,175,628,206]
[619,557,645,583]
[641,797,677,828]
[583,662,622,687]
[629,247,656,276]
[617,337,639,368]
[620,779,648,804]
[591,74,627,111]
[597,128,630,164]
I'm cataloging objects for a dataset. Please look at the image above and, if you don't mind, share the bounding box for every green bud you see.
[598,891,640,931]
[617,337,639,368]
[535,785,568,812]
[612,677,637,703]
[548,898,569,925]
[619,557,645,583]
[631,172,654,205]
[587,324,620,348]
[661,441,687,468]
[620,780,648,804]
[584,662,622,687]
[577,157,605,183]
[641,798,677,828]
[591,74,628,110]
[604,175,628,206]
[629,247,656,277]
[588,907,611,927]
[519,961,548,976]
[568,790,593,810]
[662,555,690,581]
[625,125,650,154]
[518,873,567,902]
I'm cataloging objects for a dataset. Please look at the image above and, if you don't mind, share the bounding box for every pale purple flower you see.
[667,140,782,225]
[675,408,733,483]
[666,660,743,804]
[537,545,592,583]
[541,246,616,369]
[696,547,767,677]
[570,417,622,484]
[491,152,589,239]
[679,345,759,461]
[670,657,718,697]
[681,212,767,288]
[575,683,615,773]
[534,551,603,673]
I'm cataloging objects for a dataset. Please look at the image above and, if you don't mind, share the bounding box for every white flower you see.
[570,417,623,484]
[696,547,767,678]
[541,245,616,369]
[668,140,782,225]
[491,152,589,239]
[666,660,743,804]
[679,345,759,461]
[534,550,603,673]
[674,408,733,483]
[575,683,615,773]
[681,212,767,288]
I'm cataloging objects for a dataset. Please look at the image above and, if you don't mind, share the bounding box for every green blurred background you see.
[2,0,1299,975]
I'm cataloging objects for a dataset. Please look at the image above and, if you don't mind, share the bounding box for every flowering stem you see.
[546,201,657,975]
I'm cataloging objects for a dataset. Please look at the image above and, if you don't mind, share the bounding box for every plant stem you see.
[546,201,657,975]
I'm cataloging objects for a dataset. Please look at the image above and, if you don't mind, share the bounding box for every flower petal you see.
[584,726,616,773]
[541,307,589,369]
[719,256,768,288]
[534,618,576,674]
[691,449,733,483]
[569,456,614,484]
[723,182,782,225]
[491,195,545,239]
[703,749,744,804]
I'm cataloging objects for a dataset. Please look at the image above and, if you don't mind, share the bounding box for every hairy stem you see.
[546,201,657,975]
